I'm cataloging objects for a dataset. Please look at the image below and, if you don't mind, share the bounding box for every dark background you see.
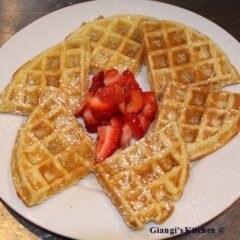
[0,0,240,239]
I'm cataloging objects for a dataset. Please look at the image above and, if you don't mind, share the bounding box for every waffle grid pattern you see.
[142,20,240,99]
[155,82,240,160]
[95,123,189,229]
[3,14,240,229]
[68,15,147,74]
[0,37,91,115]
[12,96,95,206]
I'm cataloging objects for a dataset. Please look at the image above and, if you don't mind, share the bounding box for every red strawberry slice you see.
[77,70,157,156]
[143,92,155,103]
[137,113,151,133]
[82,108,99,133]
[96,125,122,162]
[119,101,126,114]
[120,123,132,148]
[142,92,157,121]
[96,84,125,104]
[124,112,144,140]
[85,123,98,133]
[74,91,94,117]
[122,70,139,90]
[104,69,118,78]
[122,69,134,82]
[142,101,157,121]
[104,69,126,86]
[110,115,124,128]
[95,108,118,120]
[90,71,104,91]
[88,95,118,120]
[126,88,144,113]
[99,119,111,126]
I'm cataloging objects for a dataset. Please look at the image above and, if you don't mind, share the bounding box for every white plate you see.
[0,0,240,239]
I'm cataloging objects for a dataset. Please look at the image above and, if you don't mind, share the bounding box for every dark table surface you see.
[0,0,240,239]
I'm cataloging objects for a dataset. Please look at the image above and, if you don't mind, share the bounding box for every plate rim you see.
[0,0,240,239]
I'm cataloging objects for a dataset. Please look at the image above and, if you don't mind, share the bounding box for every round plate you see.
[0,1,239,239]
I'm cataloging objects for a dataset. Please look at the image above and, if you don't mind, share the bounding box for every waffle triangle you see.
[141,19,240,99]
[155,82,240,160]
[67,15,147,74]
[11,95,95,206]
[0,37,91,115]
[94,123,189,229]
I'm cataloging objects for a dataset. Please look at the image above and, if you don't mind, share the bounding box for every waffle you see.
[155,82,240,160]
[68,15,147,74]
[141,19,240,99]
[0,37,91,115]
[94,123,189,230]
[11,95,95,206]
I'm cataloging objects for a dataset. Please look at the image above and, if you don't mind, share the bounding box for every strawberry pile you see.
[75,69,157,162]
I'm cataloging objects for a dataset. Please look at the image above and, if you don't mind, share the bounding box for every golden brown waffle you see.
[94,123,189,230]
[141,19,240,99]
[11,95,95,206]
[68,15,146,74]
[0,37,91,115]
[155,82,240,160]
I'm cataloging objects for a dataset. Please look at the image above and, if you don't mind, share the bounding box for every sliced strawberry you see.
[88,95,118,120]
[120,123,132,148]
[110,115,124,128]
[74,91,94,117]
[104,74,126,86]
[96,125,122,162]
[137,113,150,133]
[122,69,134,81]
[90,71,104,91]
[142,101,157,121]
[124,112,144,140]
[96,84,125,104]
[95,109,118,120]
[119,101,126,114]
[104,69,119,79]
[99,119,111,126]
[122,69,139,90]
[82,108,99,133]
[125,88,144,113]
[143,92,155,103]
[104,69,126,86]
[141,92,157,121]
[85,123,98,133]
